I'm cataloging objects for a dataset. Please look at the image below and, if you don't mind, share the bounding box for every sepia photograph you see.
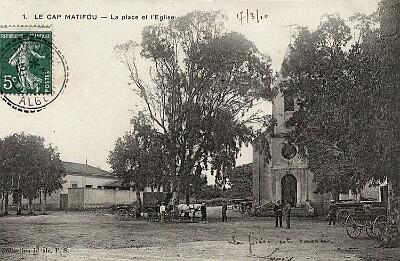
[0,0,399,260]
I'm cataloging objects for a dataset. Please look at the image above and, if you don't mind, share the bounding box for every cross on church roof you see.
[282,23,298,45]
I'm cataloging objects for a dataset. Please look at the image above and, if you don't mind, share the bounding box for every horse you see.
[176,203,202,218]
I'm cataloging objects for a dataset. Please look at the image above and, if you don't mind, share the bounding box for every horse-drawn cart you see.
[344,202,387,239]
[113,191,172,222]
[229,198,253,214]
[140,192,173,222]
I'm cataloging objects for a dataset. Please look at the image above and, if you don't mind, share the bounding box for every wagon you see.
[229,198,253,214]
[336,201,386,226]
[113,204,137,221]
[113,192,172,222]
[345,203,387,239]
[336,200,362,226]
[140,192,173,222]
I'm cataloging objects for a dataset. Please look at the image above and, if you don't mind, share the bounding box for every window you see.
[70,181,78,188]
[281,143,297,160]
[284,96,294,112]
[85,185,93,188]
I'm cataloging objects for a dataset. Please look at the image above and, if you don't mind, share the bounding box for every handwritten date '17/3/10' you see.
[237,9,268,24]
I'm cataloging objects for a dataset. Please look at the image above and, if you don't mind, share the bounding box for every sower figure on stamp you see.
[8,41,45,94]
[284,201,292,229]
[328,200,337,225]
[222,201,228,222]
[274,200,283,227]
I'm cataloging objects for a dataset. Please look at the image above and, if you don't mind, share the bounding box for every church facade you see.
[252,83,322,207]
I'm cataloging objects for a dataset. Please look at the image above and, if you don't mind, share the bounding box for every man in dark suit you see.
[222,202,228,222]
[201,202,207,222]
[328,200,337,225]
[274,200,283,227]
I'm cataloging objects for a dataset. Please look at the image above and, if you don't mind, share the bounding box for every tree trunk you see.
[135,189,141,219]
[0,194,3,217]
[41,192,47,214]
[3,192,8,215]
[16,192,22,215]
[171,171,180,206]
[16,202,22,215]
[185,188,190,205]
[27,198,33,215]
[382,176,400,248]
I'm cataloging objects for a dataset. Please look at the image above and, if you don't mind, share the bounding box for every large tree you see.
[0,133,64,215]
[115,11,273,203]
[281,8,399,246]
[378,0,400,247]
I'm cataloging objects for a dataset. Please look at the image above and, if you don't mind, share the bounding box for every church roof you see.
[62,161,113,178]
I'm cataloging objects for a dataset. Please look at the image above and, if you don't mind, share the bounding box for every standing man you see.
[284,202,292,229]
[328,200,337,225]
[136,197,142,219]
[201,202,207,223]
[190,204,196,223]
[222,201,228,222]
[274,200,283,227]
[160,202,166,223]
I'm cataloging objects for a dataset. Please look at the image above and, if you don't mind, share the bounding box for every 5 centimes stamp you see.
[0,25,68,113]
[0,31,52,95]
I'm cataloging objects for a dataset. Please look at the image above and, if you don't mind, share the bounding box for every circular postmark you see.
[0,34,68,113]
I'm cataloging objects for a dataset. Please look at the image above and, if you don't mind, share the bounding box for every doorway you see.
[281,174,297,206]
[60,194,68,210]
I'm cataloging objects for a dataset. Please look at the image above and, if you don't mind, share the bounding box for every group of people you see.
[157,199,337,226]
[273,200,292,229]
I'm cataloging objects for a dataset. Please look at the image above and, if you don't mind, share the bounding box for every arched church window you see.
[281,143,297,160]
[284,96,294,112]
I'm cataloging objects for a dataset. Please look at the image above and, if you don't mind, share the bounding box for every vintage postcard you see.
[1,0,399,260]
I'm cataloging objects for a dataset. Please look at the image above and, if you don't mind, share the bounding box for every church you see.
[252,52,387,210]
[252,76,320,208]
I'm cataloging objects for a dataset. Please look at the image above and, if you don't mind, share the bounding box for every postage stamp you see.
[0,31,52,95]
[0,26,68,113]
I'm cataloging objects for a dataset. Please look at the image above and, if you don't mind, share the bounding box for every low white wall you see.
[80,188,137,209]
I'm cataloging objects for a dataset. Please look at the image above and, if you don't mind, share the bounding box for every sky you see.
[0,0,379,171]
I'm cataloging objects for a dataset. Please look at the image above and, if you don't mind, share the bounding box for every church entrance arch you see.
[281,174,297,206]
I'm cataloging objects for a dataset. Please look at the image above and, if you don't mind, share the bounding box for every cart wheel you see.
[246,206,253,215]
[145,208,157,222]
[366,222,375,238]
[346,214,362,238]
[373,215,387,241]
[232,205,239,212]
[114,209,129,221]
[337,209,350,226]
[165,212,173,222]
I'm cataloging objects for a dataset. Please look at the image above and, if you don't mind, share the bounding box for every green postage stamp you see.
[0,31,52,95]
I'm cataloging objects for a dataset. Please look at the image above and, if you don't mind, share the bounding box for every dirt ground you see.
[0,207,399,261]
